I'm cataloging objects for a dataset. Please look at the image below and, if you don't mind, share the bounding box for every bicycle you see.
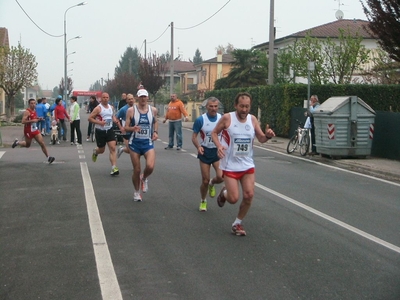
[286,120,310,156]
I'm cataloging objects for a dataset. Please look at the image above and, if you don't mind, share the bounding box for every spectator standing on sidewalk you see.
[54,98,70,142]
[89,92,123,176]
[211,92,275,236]
[43,98,51,135]
[163,94,189,150]
[125,89,158,202]
[86,95,99,141]
[11,98,55,164]
[118,93,127,111]
[35,98,46,135]
[192,97,223,212]
[308,95,320,155]
[69,96,82,145]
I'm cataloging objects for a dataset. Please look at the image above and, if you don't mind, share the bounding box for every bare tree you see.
[138,54,166,107]
[58,77,74,98]
[0,43,37,119]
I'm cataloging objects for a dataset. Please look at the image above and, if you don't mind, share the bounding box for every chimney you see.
[217,50,222,63]
[217,50,223,79]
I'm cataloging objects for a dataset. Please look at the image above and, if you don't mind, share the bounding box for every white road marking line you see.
[256,182,400,254]
[0,151,5,159]
[80,162,122,300]
[255,145,400,187]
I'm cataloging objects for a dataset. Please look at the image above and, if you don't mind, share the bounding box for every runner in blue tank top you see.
[125,89,159,202]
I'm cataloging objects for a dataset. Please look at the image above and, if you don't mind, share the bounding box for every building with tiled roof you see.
[254,19,375,51]
[194,53,235,93]
[253,19,379,83]
[0,27,10,117]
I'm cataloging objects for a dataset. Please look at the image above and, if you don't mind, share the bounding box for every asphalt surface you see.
[2,120,400,184]
[1,115,400,300]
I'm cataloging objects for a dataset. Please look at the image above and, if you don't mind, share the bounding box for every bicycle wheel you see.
[300,133,310,156]
[286,135,298,153]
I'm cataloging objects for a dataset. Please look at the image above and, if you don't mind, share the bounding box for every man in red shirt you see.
[12,98,55,164]
[54,98,70,142]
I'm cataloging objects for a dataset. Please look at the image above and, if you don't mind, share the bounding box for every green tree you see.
[322,29,370,84]
[115,46,141,78]
[361,47,400,84]
[52,86,59,98]
[215,48,268,88]
[193,48,203,64]
[276,29,370,84]
[361,0,400,62]
[0,43,37,119]
[89,80,103,91]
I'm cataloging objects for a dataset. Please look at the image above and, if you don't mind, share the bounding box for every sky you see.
[0,0,368,91]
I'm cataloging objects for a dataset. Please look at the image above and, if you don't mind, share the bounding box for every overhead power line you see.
[175,0,232,30]
[147,24,171,44]
[146,0,232,44]
[15,0,63,38]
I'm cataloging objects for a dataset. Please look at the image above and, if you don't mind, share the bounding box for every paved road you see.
[1,113,399,299]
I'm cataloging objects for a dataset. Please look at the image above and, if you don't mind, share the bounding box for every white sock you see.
[232,218,242,226]
[209,179,214,186]
[201,199,207,203]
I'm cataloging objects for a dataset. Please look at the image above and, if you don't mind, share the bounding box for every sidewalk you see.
[2,122,400,183]
[181,121,400,184]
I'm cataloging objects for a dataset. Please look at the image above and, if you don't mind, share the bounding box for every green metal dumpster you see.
[313,96,375,158]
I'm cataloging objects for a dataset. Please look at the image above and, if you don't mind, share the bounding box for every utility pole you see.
[170,22,174,95]
[268,0,275,85]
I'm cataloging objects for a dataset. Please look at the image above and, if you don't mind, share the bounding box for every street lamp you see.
[64,2,87,103]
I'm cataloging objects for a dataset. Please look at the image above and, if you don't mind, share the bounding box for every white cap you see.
[137,89,148,97]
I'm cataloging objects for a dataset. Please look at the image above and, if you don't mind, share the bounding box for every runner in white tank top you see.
[211,92,275,236]
[88,92,124,176]
[219,112,255,172]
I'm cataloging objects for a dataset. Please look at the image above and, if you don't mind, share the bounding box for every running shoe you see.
[133,192,142,202]
[48,156,55,164]
[117,146,124,159]
[164,146,172,150]
[231,224,246,236]
[176,147,181,150]
[140,174,148,193]
[217,187,226,207]
[12,139,19,148]
[199,201,207,212]
[110,166,119,176]
[92,149,98,162]
[208,184,216,198]
[56,141,60,145]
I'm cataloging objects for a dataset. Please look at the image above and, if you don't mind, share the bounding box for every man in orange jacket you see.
[163,94,189,150]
